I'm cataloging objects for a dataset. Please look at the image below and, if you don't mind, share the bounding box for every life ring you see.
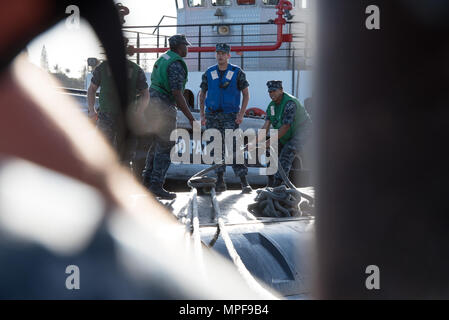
[245,107,266,117]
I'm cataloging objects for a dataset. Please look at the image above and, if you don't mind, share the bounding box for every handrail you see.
[124,21,296,29]
[127,0,294,55]
[151,15,177,34]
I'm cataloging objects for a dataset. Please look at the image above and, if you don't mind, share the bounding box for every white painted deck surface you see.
[164,186,314,225]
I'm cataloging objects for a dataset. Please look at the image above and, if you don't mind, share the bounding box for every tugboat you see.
[119,0,316,299]
[55,0,315,298]
[121,0,314,186]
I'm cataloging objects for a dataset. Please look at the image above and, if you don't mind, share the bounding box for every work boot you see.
[216,173,227,192]
[240,175,252,194]
[148,183,177,200]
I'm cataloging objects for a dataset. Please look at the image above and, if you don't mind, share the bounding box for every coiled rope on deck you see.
[247,145,312,218]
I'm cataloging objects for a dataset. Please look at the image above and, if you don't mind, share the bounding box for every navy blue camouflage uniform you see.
[270,100,311,182]
[142,61,187,186]
[200,69,249,177]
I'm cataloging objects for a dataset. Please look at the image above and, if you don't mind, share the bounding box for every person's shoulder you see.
[168,60,183,68]
[285,92,299,101]
[206,64,218,72]
[229,63,242,71]
[94,61,107,71]
[285,96,301,110]
[127,59,139,67]
[128,59,145,71]
[228,63,243,74]
[285,99,297,108]
[234,65,246,78]
[161,51,174,59]
[159,51,177,65]
[176,60,187,70]
[168,61,187,77]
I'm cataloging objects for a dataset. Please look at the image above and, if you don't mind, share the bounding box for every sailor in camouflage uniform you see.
[87,50,149,152]
[261,81,311,187]
[142,34,196,199]
[199,43,252,193]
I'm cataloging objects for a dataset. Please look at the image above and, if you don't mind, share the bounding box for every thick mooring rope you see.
[186,163,278,299]
[247,145,306,218]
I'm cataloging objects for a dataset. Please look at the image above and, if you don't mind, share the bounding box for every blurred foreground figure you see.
[87,39,149,151]
[316,0,449,298]
[0,0,275,299]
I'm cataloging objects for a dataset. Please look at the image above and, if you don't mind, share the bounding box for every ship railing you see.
[122,21,309,72]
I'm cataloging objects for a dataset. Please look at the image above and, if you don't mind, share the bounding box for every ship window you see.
[262,0,296,6]
[212,0,232,6]
[237,0,255,5]
[262,0,278,5]
[188,0,205,7]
